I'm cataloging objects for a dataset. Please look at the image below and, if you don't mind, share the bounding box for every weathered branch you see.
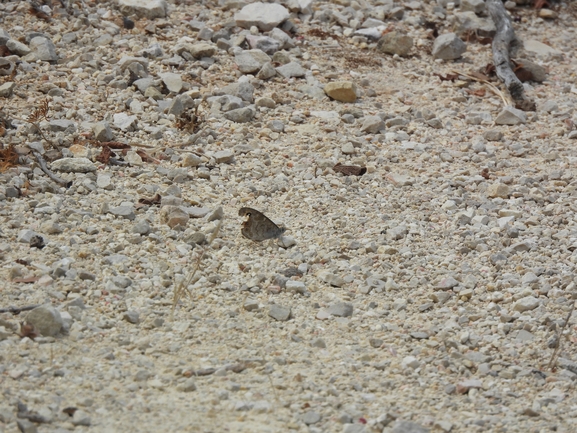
[487,0,536,111]
[31,150,72,187]
[0,304,41,314]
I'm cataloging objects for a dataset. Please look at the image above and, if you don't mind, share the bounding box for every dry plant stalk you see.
[547,300,576,371]
[451,69,512,107]
[171,218,223,320]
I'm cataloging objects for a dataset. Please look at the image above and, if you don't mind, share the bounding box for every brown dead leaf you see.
[18,322,40,339]
[0,144,19,172]
[96,146,114,164]
[136,149,160,164]
[138,193,162,206]
[481,168,491,180]
[98,141,131,149]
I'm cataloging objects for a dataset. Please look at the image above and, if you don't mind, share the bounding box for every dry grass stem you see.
[547,300,576,371]
[451,69,512,106]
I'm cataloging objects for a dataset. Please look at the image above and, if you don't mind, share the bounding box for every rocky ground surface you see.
[1,0,577,432]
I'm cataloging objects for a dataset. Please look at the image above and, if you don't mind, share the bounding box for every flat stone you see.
[483,129,503,141]
[113,113,138,131]
[160,72,183,93]
[51,157,96,173]
[235,2,290,32]
[235,49,271,74]
[6,39,31,56]
[515,329,535,342]
[320,272,345,287]
[495,106,527,125]
[223,107,255,123]
[0,82,15,97]
[182,153,202,167]
[132,219,151,235]
[328,301,353,317]
[275,61,307,78]
[515,58,547,82]
[436,276,459,289]
[391,420,429,433]
[268,304,291,321]
[456,379,482,394]
[361,115,385,133]
[432,33,466,60]
[377,31,413,56]
[25,304,63,337]
[109,205,136,220]
[93,122,114,141]
[187,42,217,59]
[256,62,277,80]
[302,411,322,425]
[245,35,280,55]
[214,150,234,163]
[49,120,76,132]
[524,40,562,57]
[161,205,189,228]
[117,0,168,19]
[513,296,540,312]
[123,311,140,324]
[324,81,357,103]
[221,82,255,102]
[486,183,510,199]
[286,280,306,294]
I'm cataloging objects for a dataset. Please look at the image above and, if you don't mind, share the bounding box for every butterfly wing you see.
[239,207,285,242]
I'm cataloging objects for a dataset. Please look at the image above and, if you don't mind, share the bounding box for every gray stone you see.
[123,311,140,324]
[268,304,291,321]
[361,115,385,133]
[486,182,510,198]
[523,40,562,57]
[246,35,280,55]
[25,305,63,337]
[391,420,429,433]
[324,81,357,102]
[160,72,183,93]
[461,0,486,14]
[17,419,38,433]
[0,82,15,97]
[235,2,290,32]
[97,173,113,190]
[483,129,503,141]
[182,153,202,167]
[436,276,459,289]
[432,33,467,60]
[223,107,255,123]
[235,49,271,74]
[311,338,327,348]
[94,33,113,46]
[515,58,547,82]
[328,302,353,317]
[177,378,197,392]
[267,120,285,132]
[286,280,307,294]
[320,272,345,287]
[302,411,322,425]
[71,409,91,426]
[221,82,255,102]
[495,106,527,125]
[133,77,154,93]
[0,28,9,45]
[454,11,496,37]
[6,39,31,56]
[93,122,114,142]
[132,219,151,235]
[515,329,535,342]
[377,31,413,57]
[187,42,217,59]
[118,56,149,73]
[109,205,136,220]
[513,296,540,312]
[0,58,15,77]
[49,120,76,132]
[269,27,294,50]
[256,62,278,80]
[214,150,234,163]
[51,157,96,173]
[275,61,307,78]
[113,113,138,131]
[167,97,184,116]
[117,0,167,19]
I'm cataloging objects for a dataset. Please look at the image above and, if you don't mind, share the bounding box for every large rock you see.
[275,61,307,78]
[454,12,496,38]
[117,0,168,19]
[432,33,466,60]
[495,106,527,125]
[235,2,289,32]
[324,81,357,103]
[234,49,271,74]
[377,31,413,57]
[51,157,96,173]
[25,305,63,337]
[523,40,562,57]
[29,37,58,62]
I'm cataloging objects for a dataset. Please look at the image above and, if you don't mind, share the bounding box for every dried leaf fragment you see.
[333,162,367,176]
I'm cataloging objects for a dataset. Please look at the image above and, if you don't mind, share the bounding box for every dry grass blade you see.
[451,69,512,106]
[171,218,223,320]
[547,300,576,371]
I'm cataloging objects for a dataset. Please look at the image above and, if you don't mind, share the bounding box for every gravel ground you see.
[1,0,577,432]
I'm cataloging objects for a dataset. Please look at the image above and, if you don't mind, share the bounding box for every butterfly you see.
[333,162,367,176]
[238,207,286,242]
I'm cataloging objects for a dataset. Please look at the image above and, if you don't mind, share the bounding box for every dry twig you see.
[0,304,41,314]
[171,219,223,320]
[451,69,511,106]
[547,301,576,371]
